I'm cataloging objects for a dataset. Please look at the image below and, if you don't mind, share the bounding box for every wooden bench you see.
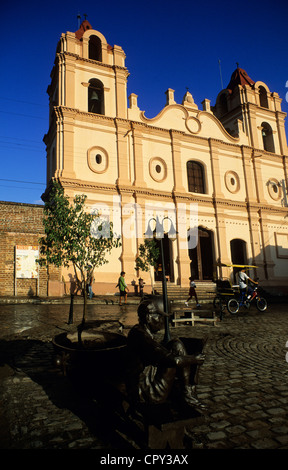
[172,308,218,327]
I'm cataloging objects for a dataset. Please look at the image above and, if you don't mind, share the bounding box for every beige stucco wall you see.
[42,23,288,296]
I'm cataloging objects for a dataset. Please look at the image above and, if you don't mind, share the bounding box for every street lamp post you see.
[144,216,177,344]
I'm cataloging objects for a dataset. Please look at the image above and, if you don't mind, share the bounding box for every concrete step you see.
[153,281,216,301]
[154,281,216,288]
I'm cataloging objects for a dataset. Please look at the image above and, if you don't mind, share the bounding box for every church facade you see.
[43,20,288,295]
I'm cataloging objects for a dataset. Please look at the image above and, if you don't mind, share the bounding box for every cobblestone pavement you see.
[0,298,288,450]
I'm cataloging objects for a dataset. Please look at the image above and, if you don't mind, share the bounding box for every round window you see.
[149,157,167,182]
[224,171,240,194]
[267,179,281,201]
[87,147,108,173]
[272,183,278,193]
[95,154,102,165]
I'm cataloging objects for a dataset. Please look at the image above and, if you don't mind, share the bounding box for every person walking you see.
[185,277,200,307]
[116,271,129,305]
[87,271,94,299]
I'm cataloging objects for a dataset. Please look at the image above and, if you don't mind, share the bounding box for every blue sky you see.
[1,0,287,204]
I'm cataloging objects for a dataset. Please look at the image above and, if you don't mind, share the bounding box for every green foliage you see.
[38,181,121,323]
[135,239,160,272]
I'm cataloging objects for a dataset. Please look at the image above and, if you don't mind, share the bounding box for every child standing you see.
[185,277,200,307]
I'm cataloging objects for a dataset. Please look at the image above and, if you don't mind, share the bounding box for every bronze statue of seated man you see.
[125,296,206,412]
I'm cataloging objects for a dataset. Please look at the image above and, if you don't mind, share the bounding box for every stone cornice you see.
[275,110,287,118]
[247,101,286,117]
[131,119,173,134]
[60,178,116,194]
[57,51,78,60]
[53,107,286,158]
[58,51,129,74]
[172,191,213,205]
[214,198,246,209]
[56,178,288,215]
[251,148,285,162]
[54,106,77,119]
[258,205,288,215]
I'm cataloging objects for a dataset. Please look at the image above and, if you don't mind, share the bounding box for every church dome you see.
[226,66,255,92]
[75,20,93,39]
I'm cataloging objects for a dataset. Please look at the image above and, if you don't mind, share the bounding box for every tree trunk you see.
[82,284,87,325]
[78,283,87,346]
[150,266,155,294]
[68,294,74,324]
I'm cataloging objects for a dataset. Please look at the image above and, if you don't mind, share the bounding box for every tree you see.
[135,239,160,294]
[38,181,121,326]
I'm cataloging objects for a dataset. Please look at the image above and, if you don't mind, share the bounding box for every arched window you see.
[88,35,102,61]
[230,238,248,283]
[230,239,247,265]
[261,122,275,153]
[88,79,104,115]
[187,161,205,193]
[259,86,268,108]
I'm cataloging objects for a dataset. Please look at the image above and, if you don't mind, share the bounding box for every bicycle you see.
[227,285,267,314]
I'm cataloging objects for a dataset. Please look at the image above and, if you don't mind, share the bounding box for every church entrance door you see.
[189,228,214,280]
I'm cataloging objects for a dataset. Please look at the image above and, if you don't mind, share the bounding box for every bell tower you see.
[43,19,129,185]
[213,66,288,155]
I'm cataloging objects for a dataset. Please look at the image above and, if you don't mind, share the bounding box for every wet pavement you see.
[1,296,288,451]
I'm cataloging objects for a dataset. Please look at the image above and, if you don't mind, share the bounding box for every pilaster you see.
[247,207,266,281]
[276,111,288,155]
[170,130,185,193]
[214,209,231,278]
[259,210,275,280]
[252,156,267,204]
[241,146,258,203]
[114,67,128,119]
[247,104,259,148]
[132,124,147,188]
[119,193,137,281]
[64,53,77,108]
[115,119,131,186]
[209,139,225,198]
[56,107,76,179]
[174,200,191,286]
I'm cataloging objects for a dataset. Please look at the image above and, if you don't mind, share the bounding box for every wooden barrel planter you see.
[52,326,128,379]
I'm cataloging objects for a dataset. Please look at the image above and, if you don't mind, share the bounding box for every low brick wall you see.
[0,201,61,297]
